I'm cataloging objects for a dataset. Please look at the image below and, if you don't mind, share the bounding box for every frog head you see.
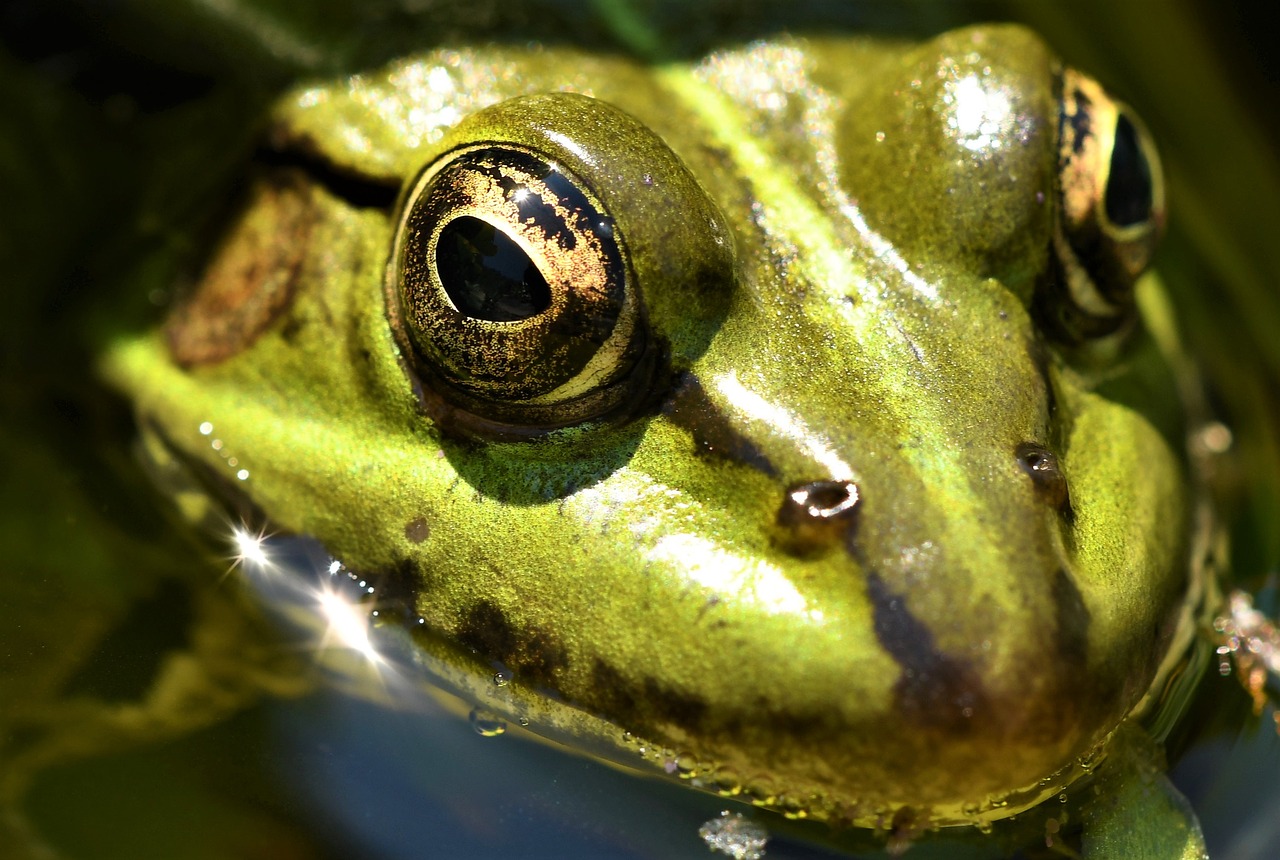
[106,24,1189,827]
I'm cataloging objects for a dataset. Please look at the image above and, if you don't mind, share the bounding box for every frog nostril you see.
[776,479,860,553]
[788,480,860,519]
[1015,442,1072,514]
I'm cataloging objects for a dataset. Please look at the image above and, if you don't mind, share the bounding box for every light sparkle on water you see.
[316,585,383,666]
[232,526,274,570]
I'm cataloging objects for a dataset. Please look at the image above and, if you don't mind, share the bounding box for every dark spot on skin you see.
[279,313,304,343]
[759,706,828,739]
[585,659,710,735]
[374,557,425,608]
[1023,333,1058,420]
[404,516,430,543]
[1051,567,1091,667]
[663,372,777,476]
[865,572,989,733]
[455,600,567,687]
[1066,85,1094,156]
[591,660,638,715]
[1015,442,1073,517]
[643,677,709,731]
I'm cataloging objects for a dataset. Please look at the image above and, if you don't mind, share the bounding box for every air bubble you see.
[674,753,699,779]
[776,794,809,820]
[493,671,510,687]
[711,765,741,797]
[468,707,507,737]
[698,811,768,860]
[1077,748,1103,772]
[745,776,777,807]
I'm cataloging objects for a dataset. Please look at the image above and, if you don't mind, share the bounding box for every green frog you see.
[100,13,1222,859]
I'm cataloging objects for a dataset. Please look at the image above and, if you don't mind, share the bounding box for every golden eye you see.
[388,145,650,433]
[1041,67,1166,343]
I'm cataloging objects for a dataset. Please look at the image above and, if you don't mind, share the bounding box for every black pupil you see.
[1104,113,1153,227]
[436,215,551,322]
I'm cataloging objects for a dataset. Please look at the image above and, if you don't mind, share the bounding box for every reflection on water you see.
[11,531,1280,859]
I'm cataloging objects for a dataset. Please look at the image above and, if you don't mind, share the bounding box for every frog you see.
[100,10,1221,859]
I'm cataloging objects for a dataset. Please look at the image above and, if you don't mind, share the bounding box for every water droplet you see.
[777,794,809,820]
[1077,748,1103,772]
[711,765,741,796]
[975,820,993,835]
[745,776,778,807]
[674,752,699,779]
[517,716,530,727]
[468,707,506,737]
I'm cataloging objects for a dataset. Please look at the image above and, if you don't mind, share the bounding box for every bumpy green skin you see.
[105,26,1192,827]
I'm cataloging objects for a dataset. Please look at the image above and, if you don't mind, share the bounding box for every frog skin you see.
[104,21,1211,856]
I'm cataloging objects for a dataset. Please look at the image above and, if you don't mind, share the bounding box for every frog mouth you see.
[134,416,274,537]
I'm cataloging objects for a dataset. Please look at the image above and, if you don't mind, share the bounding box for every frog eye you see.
[388,145,650,432]
[1043,68,1165,342]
